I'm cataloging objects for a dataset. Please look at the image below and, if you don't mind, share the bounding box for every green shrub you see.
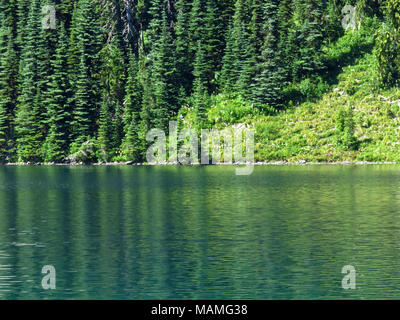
[374,25,400,87]
[335,107,359,150]
[68,138,98,163]
[285,77,330,104]
[207,94,258,124]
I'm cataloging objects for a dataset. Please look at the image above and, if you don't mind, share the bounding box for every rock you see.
[65,155,78,165]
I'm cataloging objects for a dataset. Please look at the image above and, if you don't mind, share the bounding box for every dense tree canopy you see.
[0,0,396,162]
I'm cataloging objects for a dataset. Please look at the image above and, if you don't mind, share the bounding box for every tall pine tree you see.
[252,0,286,110]
[43,23,71,162]
[15,0,46,161]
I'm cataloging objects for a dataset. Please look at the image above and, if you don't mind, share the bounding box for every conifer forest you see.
[0,1,400,164]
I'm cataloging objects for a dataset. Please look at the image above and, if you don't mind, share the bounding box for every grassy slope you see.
[249,28,400,163]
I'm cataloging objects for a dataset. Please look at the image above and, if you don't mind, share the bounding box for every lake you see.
[0,165,399,299]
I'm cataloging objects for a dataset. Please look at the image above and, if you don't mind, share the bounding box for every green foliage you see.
[69,138,97,164]
[335,106,359,150]
[220,0,253,94]
[382,0,400,29]
[69,0,103,148]
[252,0,286,109]
[0,0,399,164]
[375,25,400,87]
[149,11,179,131]
[43,24,71,163]
[15,0,46,162]
[357,0,384,18]
[120,54,144,162]
[207,94,258,125]
[291,0,326,80]
[97,97,115,162]
[298,77,330,100]
[175,0,195,95]
[373,0,400,87]
[0,13,17,161]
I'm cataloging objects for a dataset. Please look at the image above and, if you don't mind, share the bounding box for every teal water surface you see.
[0,165,399,300]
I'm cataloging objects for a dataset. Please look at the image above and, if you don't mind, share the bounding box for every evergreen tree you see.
[175,0,193,95]
[70,54,95,147]
[67,2,80,90]
[97,95,115,161]
[37,2,59,149]
[0,7,18,161]
[189,0,206,48]
[121,54,144,162]
[16,0,29,49]
[293,0,326,80]
[252,0,286,110]
[137,53,154,156]
[15,0,46,161]
[0,104,8,161]
[220,0,261,98]
[43,24,71,162]
[190,0,226,94]
[193,40,209,125]
[69,0,104,149]
[146,0,176,54]
[375,0,400,86]
[278,0,295,82]
[220,0,248,93]
[0,0,397,164]
[97,42,126,161]
[148,10,178,131]
[239,0,265,98]
[55,0,75,29]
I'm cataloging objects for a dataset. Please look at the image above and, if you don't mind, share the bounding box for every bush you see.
[335,107,359,150]
[285,77,330,103]
[68,138,98,163]
[207,94,259,124]
[374,25,400,87]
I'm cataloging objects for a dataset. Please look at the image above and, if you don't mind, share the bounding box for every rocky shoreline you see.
[1,160,399,166]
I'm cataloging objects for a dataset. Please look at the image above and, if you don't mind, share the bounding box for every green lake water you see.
[0,165,399,300]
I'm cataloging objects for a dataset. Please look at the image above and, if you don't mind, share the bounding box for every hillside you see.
[202,18,400,163]
[253,55,400,163]
[1,1,400,164]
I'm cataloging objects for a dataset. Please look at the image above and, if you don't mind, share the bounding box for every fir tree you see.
[0,9,18,161]
[293,0,326,80]
[97,95,115,162]
[43,24,71,162]
[193,40,209,125]
[70,54,94,147]
[175,0,193,95]
[98,42,127,160]
[121,54,143,162]
[148,10,178,131]
[190,0,225,94]
[16,0,29,49]
[15,0,46,161]
[220,0,247,93]
[252,0,286,110]
[69,0,104,149]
